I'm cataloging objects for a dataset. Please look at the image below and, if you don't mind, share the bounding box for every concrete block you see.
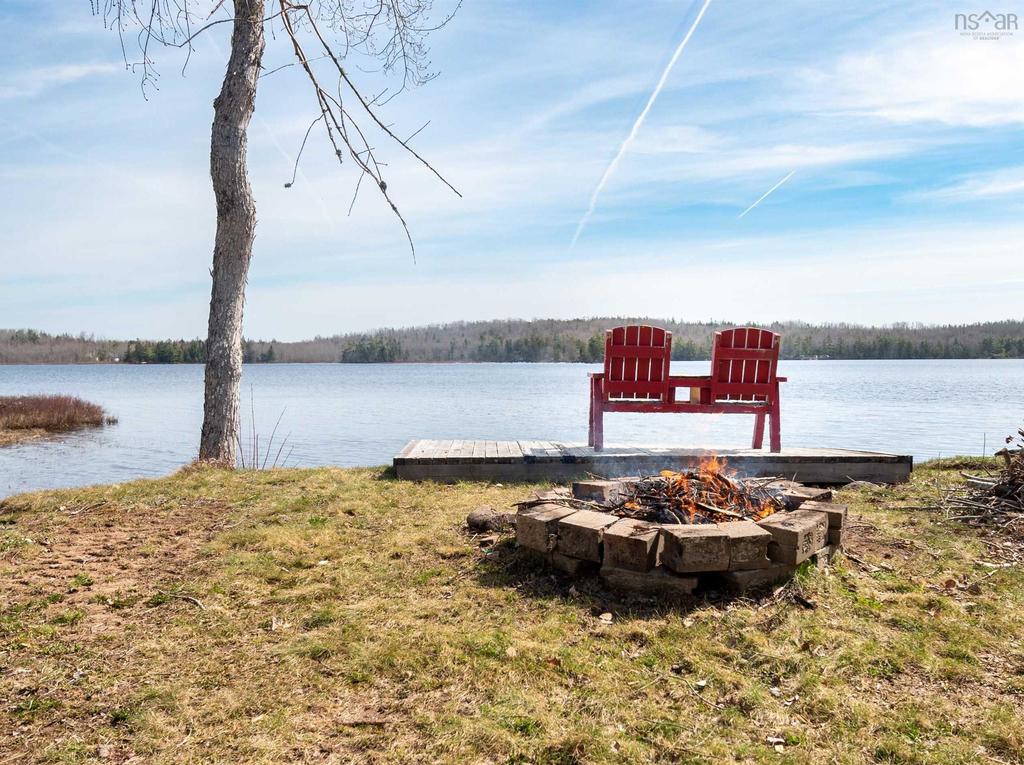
[571,478,636,503]
[801,500,847,530]
[722,563,796,592]
[660,524,731,574]
[550,552,593,576]
[554,509,619,562]
[758,509,828,564]
[520,548,594,576]
[718,520,772,570]
[813,545,835,569]
[600,565,697,598]
[766,481,833,509]
[533,488,572,501]
[602,518,662,571]
[516,504,576,552]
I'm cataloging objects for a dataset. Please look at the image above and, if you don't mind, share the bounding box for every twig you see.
[156,590,205,610]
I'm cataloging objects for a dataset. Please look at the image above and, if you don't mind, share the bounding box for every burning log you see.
[614,459,785,525]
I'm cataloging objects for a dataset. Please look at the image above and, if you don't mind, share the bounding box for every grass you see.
[0,394,116,446]
[1,461,1022,763]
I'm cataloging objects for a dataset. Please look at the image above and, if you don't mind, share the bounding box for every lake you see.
[1,360,1021,498]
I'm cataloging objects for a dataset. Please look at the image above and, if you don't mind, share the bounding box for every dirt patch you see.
[1,494,237,760]
[2,496,230,616]
[0,428,47,447]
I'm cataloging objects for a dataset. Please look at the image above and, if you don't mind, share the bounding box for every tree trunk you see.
[199,0,266,463]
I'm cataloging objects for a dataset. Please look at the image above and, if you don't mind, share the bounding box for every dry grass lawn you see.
[1,460,1022,764]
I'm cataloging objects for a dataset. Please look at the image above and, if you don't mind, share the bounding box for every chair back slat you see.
[604,325,671,402]
[710,327,781,402]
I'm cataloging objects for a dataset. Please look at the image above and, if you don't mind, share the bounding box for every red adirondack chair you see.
[588,325,786,452]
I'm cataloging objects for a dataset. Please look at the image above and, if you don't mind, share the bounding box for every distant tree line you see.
[2,318,1022,364]
[123,339,207,364]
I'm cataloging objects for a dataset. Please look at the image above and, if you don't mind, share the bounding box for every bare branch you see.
[99,0,462,260]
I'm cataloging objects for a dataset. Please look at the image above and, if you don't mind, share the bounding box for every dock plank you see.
[431,440,454,461]
[407,440,436,463]
[395,441,418,459]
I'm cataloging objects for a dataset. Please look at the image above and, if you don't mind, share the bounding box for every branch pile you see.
[619,469,785,525]
[942,428,1024,537]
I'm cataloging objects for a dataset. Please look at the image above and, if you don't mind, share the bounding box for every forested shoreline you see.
[2,318,1023,364]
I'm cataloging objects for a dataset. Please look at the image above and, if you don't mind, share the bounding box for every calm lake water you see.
[1,360,1022,498]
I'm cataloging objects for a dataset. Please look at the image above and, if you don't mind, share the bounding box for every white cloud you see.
[907,165,1024,202]
[0,63,119,101]
[807,34,1024,126]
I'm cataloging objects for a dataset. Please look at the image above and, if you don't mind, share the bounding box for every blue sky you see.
[1,0,1022,340]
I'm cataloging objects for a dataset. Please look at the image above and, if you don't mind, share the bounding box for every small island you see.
[0,395,116,447]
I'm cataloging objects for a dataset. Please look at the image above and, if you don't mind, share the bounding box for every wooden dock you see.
[393,440,912,485]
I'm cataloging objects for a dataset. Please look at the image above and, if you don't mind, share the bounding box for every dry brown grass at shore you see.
[0,395,114,445]
[1,462,1023,764]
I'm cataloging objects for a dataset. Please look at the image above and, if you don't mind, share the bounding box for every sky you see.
[1,0,1023,340]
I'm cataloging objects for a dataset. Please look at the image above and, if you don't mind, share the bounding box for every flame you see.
[622,454,780,524]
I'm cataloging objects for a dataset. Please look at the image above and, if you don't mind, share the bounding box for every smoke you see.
[737,170,796,219]
[570,0,713,248]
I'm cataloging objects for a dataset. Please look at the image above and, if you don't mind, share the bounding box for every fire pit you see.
[515,458,847,595]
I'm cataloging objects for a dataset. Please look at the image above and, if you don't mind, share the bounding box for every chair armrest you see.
[776,376,788,382]
[589,372,605,379]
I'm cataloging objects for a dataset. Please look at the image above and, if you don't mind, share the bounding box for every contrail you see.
[570,0,712,248]
[737,170,796,219]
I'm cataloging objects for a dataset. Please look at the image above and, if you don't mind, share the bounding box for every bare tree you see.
[94,0,459,463]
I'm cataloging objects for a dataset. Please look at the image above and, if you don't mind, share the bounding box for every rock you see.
[603,518,662,572]
[466,505,515,533]
[660,525,731,574]
[844,480,880,490]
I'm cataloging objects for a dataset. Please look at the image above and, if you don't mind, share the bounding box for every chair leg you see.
[769,400,781,453]
[588,379,604,450]
[752,412,766,449]
[588,396,596,448]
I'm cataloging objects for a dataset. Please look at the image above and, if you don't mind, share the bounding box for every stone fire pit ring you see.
[515,478,847,595]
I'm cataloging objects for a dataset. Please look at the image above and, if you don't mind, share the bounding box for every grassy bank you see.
[0,395,114,446]
[1,461,1022,764]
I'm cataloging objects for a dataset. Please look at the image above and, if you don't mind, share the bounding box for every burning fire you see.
[620,456,781,525]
